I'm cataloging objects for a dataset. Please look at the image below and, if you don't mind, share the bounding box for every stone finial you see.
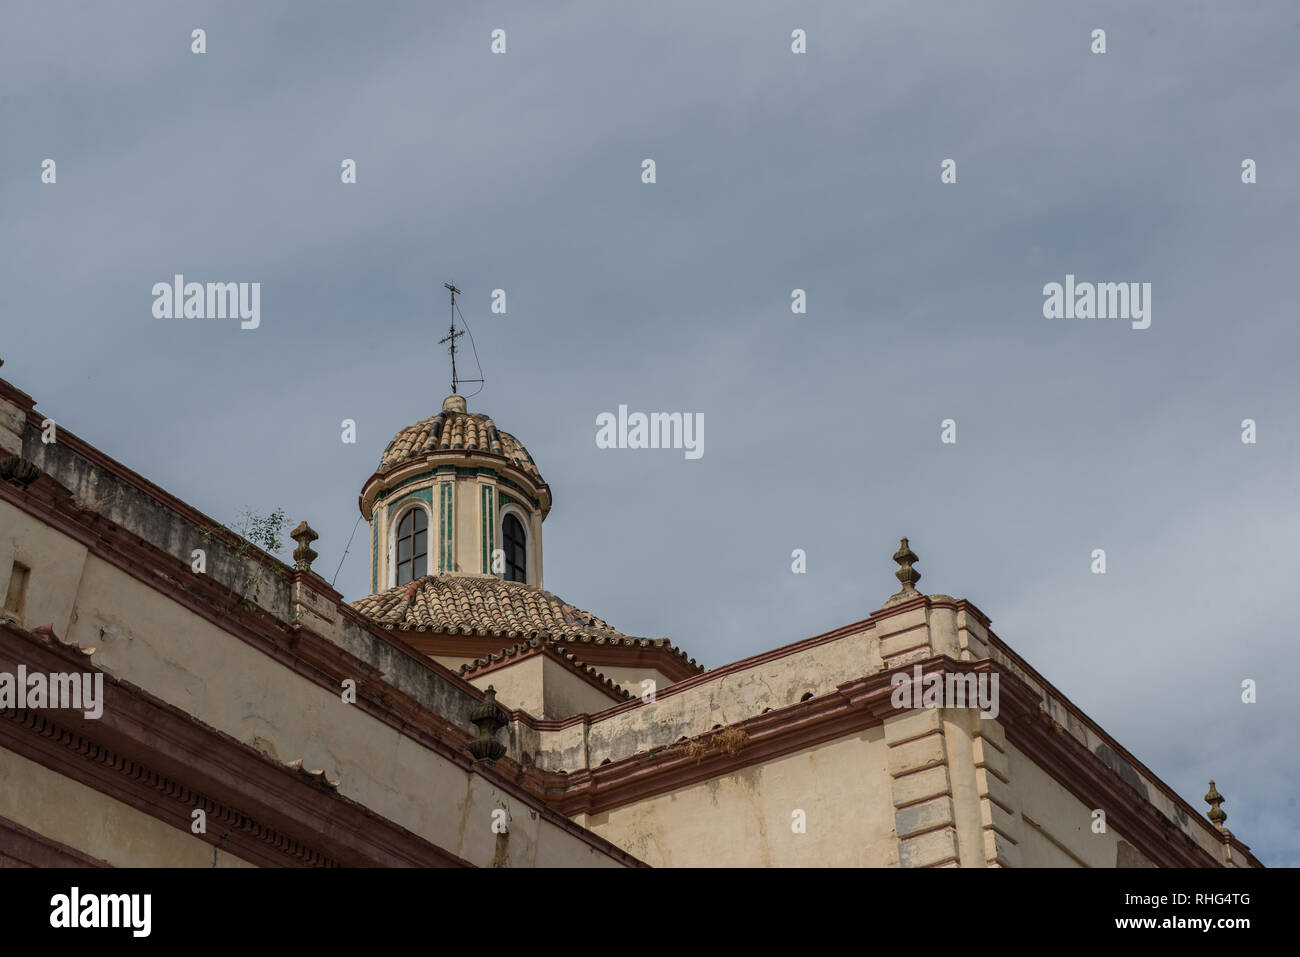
[468,685,507,762]
[1204,780,1227,829]
[290,521,319,572]
[886,537,922,604]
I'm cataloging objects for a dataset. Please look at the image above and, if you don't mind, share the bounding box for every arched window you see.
[395,508,428,585]
[502,513,527,583]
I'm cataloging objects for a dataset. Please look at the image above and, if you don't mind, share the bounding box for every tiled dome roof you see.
[351,575,626,641]
[378,394,542,483]
[350,575,704,673]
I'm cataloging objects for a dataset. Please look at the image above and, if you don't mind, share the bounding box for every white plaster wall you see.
[0,746,253,867]
[541,656,623,719]
[583,729,898,867]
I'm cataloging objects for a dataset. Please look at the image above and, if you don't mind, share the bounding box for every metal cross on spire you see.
[438,281,483,396]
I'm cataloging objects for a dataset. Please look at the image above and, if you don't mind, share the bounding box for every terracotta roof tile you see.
[351,575,626,641]
[378,410,541,483]
[349,575,703,673]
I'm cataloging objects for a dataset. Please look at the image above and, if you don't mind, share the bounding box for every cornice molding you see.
[0,620,468,867]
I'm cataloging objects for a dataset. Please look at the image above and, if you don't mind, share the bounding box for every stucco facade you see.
[0,371,1262,868]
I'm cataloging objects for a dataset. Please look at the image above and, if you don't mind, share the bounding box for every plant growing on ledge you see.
[201,507,289,612]
[683,726,749,763]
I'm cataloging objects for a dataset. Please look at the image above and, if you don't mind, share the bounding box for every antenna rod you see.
[440,281,463,394]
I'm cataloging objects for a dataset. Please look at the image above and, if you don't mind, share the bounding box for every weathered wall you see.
[4,378,1250,869]
[541,656,622,719]
[1006,742,1134,867]
[1,506,86,637]
[468,656,625,720]
[589,664,673,698]
[0,746,253,867]
[580,730,897,867]
[0,498,627,868]
[524,626,880,772]
[986,641,1236,865]
[18,425,487,737]
[469,657,545,716]
[432,653,475,674]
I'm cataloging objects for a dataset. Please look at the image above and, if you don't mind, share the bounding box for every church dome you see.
[359,393,551,592]
[377,393,543,484]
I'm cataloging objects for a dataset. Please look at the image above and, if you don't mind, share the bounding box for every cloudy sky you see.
[3,1,1297,865]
